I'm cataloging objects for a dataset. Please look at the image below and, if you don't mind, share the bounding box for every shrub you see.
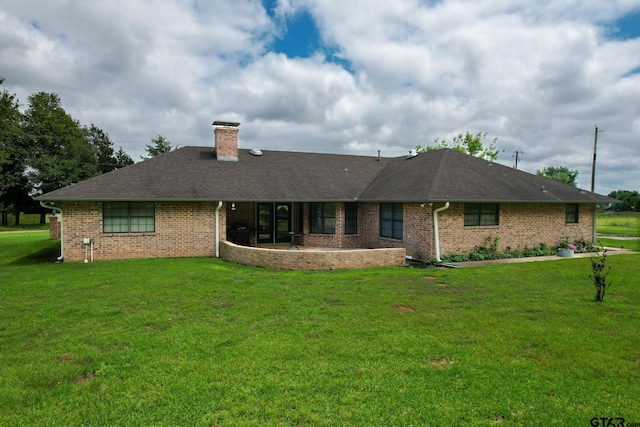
[589,245,612,302]
[573,236,598,253]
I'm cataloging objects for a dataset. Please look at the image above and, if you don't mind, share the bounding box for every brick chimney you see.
[213,121,240,161]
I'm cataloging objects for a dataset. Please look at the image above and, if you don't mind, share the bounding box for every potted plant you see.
[557,237,575,257]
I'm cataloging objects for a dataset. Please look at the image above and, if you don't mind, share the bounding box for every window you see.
[103,202,155,233]
[310,202,336,234]
[345,203,358,235]
[380,203,403,239]
[464,203,499,226]
[565,204,579,224]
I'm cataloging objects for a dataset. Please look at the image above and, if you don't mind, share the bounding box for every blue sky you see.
[264,0,351,70]
[610,10,640,39]
[265,1,321,57]
[1,0,639,194]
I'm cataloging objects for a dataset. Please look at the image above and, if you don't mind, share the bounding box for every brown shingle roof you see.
[360,148,613,203]
[36,147,615,204]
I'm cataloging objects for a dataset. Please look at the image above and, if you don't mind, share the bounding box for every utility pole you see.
[591,126,598,193]
[512,150,525,169]
[590,125,600,245]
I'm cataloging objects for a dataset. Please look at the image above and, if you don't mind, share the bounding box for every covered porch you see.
[221,201,429,269]
[225,201,371,249]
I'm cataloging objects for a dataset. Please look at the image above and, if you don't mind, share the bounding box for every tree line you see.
[607,190,638,212]
[0,78,137,225]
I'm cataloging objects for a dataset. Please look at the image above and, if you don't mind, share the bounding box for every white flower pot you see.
[557,248,574,257]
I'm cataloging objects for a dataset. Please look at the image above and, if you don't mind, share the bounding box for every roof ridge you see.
[422,149,450,201]
[357,156,397,199]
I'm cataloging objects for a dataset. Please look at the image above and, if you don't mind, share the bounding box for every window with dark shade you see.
[464,203,499,226]
[103,202,155,233]
[310,202,336,234]
[380,203,403,239]
[565,204,579,224]
[345,203,358,235]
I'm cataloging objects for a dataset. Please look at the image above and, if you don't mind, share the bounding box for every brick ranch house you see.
[36,121,616,269]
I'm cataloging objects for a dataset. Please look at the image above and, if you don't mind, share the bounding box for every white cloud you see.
[1,0,638,194]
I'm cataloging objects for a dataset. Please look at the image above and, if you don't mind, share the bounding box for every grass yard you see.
[598,237,640,252]
[0,213,49,232]
[597,211,640,237]
[1,233,639,426]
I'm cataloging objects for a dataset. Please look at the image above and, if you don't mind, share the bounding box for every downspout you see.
[215,201,223,258]
[433,202,450,262]
[39,201,64,261]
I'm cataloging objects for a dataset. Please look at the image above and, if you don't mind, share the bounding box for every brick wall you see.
[59,199,596,264]
[355,203,432,260]
[435,202,595,256]
[214,126,239,161]
[61,201,225,262]
[220,241,406,270]
[49,215,61,240]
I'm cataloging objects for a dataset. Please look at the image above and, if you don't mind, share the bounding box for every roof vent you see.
[407,149,418,159]
[249,149,263,156]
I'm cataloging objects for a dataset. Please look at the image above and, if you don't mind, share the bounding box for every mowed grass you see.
[597,212,640,237]
[1,233,640,426]
[598,237,640,252]
[0,213,49,231]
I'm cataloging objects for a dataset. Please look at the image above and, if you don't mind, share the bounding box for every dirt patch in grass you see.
[428,358,455,368]
[393,305,415,312]
[57,354,76,362]
[76,373,97,384]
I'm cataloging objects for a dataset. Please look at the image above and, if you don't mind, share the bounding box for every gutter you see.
[39,201,64,261]
[215,201,223,257]
[433,202,450,262]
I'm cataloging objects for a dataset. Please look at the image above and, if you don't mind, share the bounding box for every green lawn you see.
[0,213,49,231]
[597,211,640,237]
[1,233,639,426]
[598,237,640,252]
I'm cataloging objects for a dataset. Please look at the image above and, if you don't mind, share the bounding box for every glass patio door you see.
[257,203,292,244]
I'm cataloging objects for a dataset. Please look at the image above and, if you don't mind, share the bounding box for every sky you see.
[1,0,639,196]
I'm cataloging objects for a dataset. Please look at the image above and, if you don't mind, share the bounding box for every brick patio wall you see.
[61,201,225,262]
[220,241,406,270]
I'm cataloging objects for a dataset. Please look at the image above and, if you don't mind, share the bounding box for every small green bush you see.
[589,244,612,302]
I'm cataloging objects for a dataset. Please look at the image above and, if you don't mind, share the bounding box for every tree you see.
[415,131,500,161]
[22,92,101,223]
[608,190,638,211]
[0,78,29,225]
[85,123,116,174]
[114,146,134,169]
[536,166,579,187]
[144,134,174,158]
[85,124,135,172]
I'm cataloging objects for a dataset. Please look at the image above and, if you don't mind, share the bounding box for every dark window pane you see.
[103,202,155,233]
